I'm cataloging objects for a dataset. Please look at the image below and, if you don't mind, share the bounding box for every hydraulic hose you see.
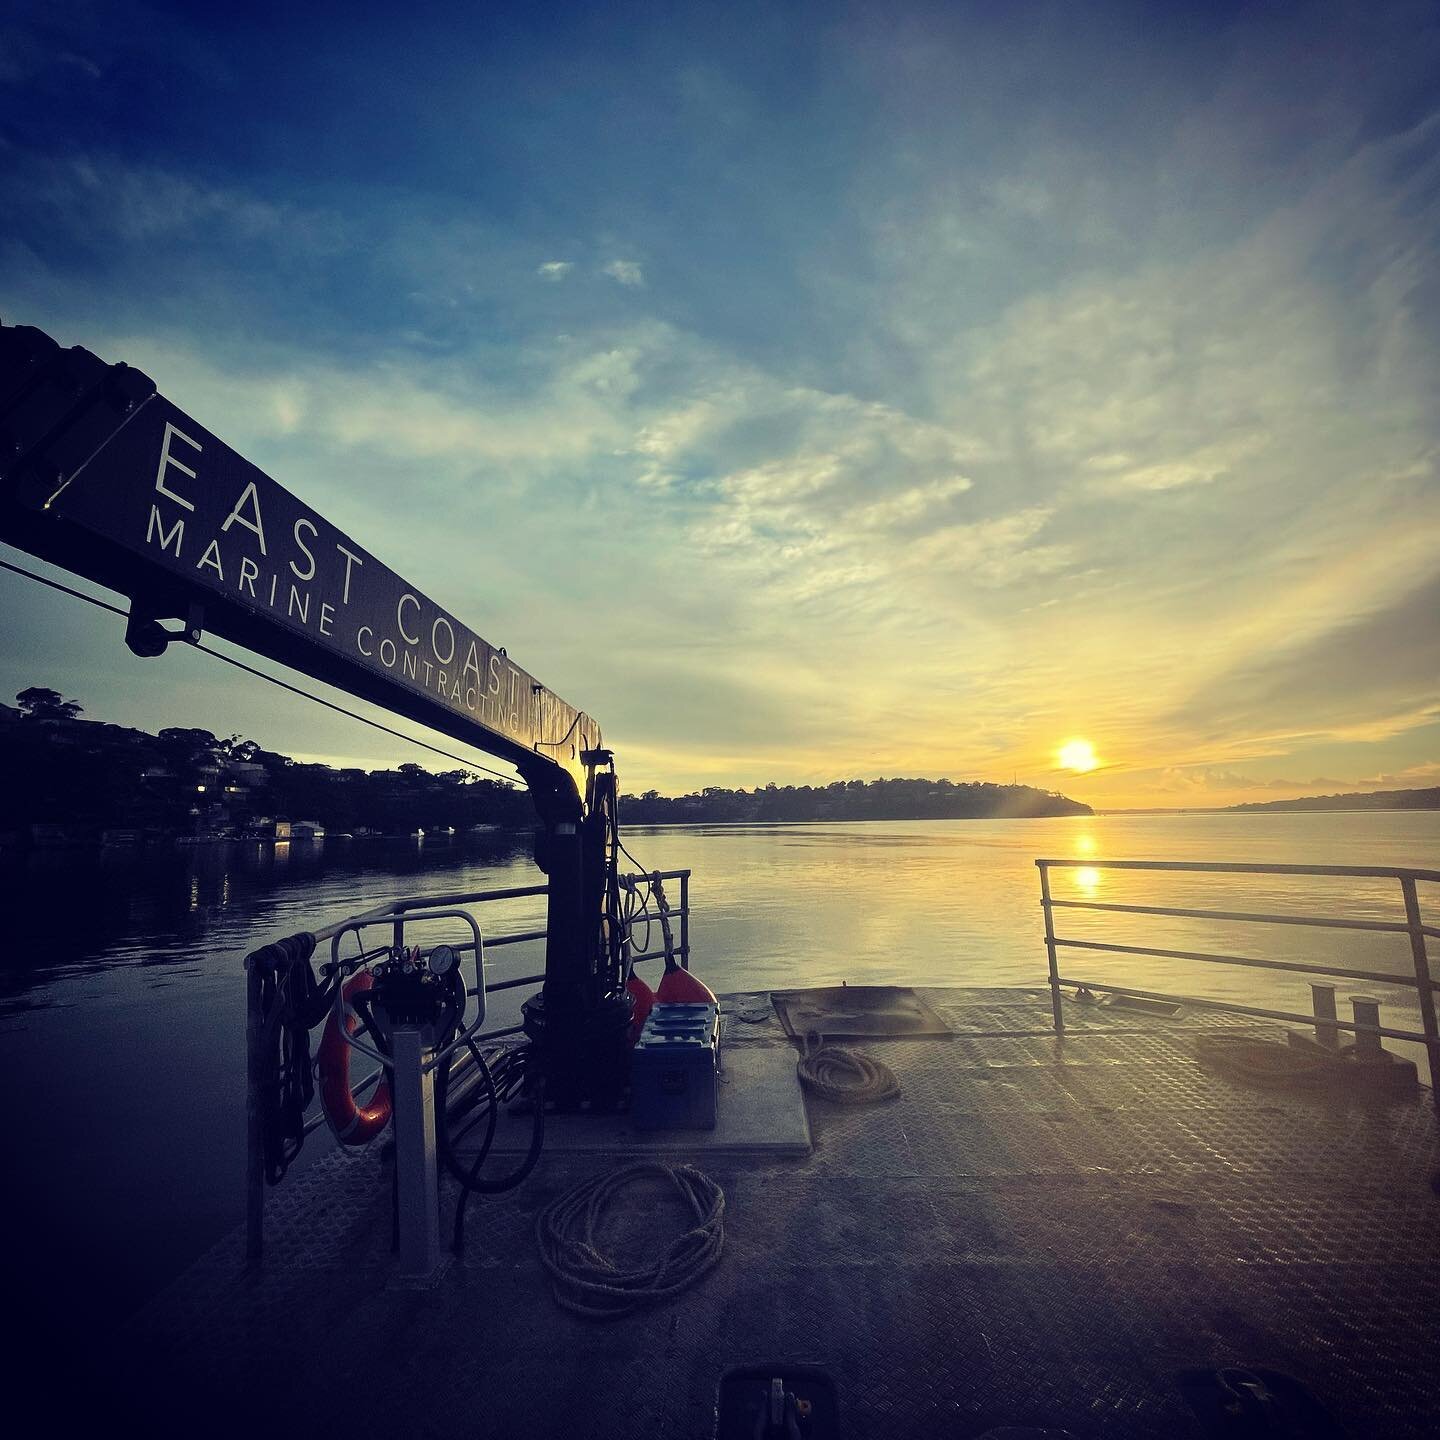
[436,1039,547,1254]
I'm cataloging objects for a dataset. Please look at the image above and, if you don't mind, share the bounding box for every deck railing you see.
[244,868,691,1264]
[1036,858,1440,1102]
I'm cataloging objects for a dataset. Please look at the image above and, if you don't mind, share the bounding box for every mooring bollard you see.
[1349,995,1383,1057]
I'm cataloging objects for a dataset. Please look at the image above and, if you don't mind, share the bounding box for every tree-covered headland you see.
[0,688,1091,846]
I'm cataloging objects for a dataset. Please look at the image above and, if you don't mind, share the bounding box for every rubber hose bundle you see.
[438,1041,546,1256]
[796,1034,900,1104]
[248,931,333,1184]
[536,1162,724,1319]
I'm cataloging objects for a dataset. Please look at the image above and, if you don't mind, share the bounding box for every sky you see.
[1,0,1437,808]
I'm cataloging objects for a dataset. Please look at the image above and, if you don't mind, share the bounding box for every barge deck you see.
[127,985,1440,1438]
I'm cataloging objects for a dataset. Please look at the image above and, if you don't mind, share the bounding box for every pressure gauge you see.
[429,944,458,977]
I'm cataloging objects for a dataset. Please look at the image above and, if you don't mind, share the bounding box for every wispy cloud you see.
[602,259,644,287]
[0,3,1436,803]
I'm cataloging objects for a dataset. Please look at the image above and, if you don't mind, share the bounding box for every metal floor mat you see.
[127,987,1440,1439]
[771,984,953,1040]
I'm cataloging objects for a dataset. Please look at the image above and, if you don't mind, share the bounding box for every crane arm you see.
[0,320,601,814]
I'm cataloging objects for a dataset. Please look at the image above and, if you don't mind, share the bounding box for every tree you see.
[157,727,220,759]
[16,687,83,721]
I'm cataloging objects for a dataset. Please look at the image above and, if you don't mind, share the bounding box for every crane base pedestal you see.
[521,989,633,1112]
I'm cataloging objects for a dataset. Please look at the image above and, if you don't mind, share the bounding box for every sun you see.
[1058,738,1099,773]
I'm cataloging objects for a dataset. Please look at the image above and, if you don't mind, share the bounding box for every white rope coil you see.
[536,1162,725,1320]
[796,1034,901,1104]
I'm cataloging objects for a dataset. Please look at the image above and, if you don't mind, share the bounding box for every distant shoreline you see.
[1224,786,1440,815]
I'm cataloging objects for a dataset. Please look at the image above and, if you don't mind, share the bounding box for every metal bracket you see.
[124,598,204,657]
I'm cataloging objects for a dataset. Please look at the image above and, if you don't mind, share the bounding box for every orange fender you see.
[318,971,392,1144]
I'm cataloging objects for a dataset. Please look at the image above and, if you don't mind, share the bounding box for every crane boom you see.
[0,320,601,808]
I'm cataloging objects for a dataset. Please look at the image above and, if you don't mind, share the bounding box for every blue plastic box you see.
[631,1002,721,1130]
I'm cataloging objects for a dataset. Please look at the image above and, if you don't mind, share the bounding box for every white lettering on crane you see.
[432,616,456,666]
[238,556,260,597]
[397,593,421,645]
[154,423,200,511]
[290,517,317,580]
[196,538,225,580]
[221,481,268,555]
[146,504,185,557]
[336,543,363,604]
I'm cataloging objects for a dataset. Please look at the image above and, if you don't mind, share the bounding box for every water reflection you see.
[0,831,533,1003]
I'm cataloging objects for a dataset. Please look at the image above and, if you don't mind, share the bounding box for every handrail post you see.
[1400,876,1440,1110]
[1039,862,1064,1035]
[680,870,691,970]
[1309,983,1340,1049]
[244,954,264,1271]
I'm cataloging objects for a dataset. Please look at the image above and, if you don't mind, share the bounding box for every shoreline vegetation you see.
[620,781,1092,825]
[0,687,1091,848]
[1225,787,1440,814]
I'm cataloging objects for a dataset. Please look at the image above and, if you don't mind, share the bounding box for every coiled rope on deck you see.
[536,1162,725,1319]
[796,1032,901,1104]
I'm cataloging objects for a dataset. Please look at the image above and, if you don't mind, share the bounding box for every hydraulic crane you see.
[0,318,634,1106]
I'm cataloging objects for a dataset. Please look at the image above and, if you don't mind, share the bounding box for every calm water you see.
[1,811,1436,1323]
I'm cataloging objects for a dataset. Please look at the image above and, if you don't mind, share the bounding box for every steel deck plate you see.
[119,987,1440,1438]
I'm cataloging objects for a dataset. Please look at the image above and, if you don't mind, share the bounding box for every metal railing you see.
[243,868,691,1265]
[1036,858,1440,1103]
[290,866,692,1118]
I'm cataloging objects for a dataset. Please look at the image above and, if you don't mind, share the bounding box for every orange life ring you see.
[318,970,392,1144]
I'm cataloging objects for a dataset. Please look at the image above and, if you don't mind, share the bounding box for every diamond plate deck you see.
[120,987,1440,1438]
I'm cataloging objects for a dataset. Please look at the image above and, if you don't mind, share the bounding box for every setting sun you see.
[1058,739,1099,773]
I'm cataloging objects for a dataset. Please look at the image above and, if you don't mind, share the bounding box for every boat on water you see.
[3,323,1438,1436]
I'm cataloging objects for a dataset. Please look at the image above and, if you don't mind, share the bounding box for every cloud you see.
[602,259,644,287]
[1171,573,1440,750]
[3,4,1438,800]
[1358,761,1440,789]
[57,51,102,80]
[9,150,288,243]
[1156,767,1358,795]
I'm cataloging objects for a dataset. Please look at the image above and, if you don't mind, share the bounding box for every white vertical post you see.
[390,1025,442,1279]
[1039,862,1064,1035]
[1399,877,1440,1110]
[1309,982,1339,1049]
